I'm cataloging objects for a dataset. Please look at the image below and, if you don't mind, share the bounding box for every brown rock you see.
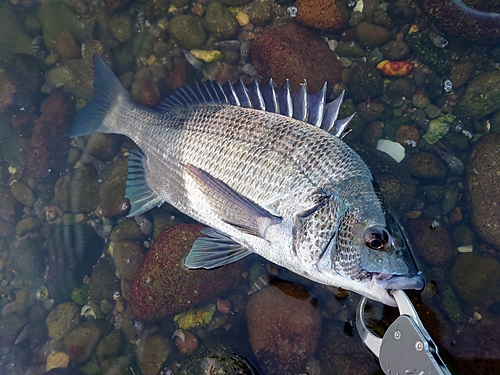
[246,282,322,375]
[406,218,457,266]
[295,0,348,32]
[55,29,81,59]
[24,90,74,182]
[466,134,500,249]
[0,189,22,223]
[250,22,343,93]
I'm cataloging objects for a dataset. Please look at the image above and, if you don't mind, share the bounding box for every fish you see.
[69,55,424,306]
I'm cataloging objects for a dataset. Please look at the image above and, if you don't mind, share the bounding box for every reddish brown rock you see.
[55,29,81,60]
[406,218,457,266]
[103,0,130,12]
[24,90,74,182]
[466,134,500,249]
[129,224,244,322]
[295,0,348,32]
[246,282,322,375]
[250,22,343,93]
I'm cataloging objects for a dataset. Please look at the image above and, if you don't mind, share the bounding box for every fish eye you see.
[363,226,390,250]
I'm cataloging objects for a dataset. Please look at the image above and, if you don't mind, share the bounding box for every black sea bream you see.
[69,55,423,306]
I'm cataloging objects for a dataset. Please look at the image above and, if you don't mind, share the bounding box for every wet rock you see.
[43,58,95,101]
[0,5,33,60]
[25,90,74,183]
[179,342,257,374]
[455,71,500,120]
[449,253,500,306]
[174,329,199,355]
[99,157,130,218]
[112,241,145,281]
[246,282,321,375]
[406,218,456,266]
[449,61,474,89]
[335,41,365,58]
[204,2,239,39]
[87,256,120,302]
[109,13,134,43]
[218,0,251,5]
[84,134,121,162]
[37,0,94,51]
[250,22,343,93]
[110,219,146,243]
[10,181,35,207]
[247,1,272,26]
[348,62,383,103]
[405,32,451,77]
[138,334,171,375]
[16,216,41,237]
[0,188,22,223]
[46,224,103,303]
[295,0,349,31]
[351,145,415,219]
[7,238,44,280]
[466,134,500,249]
[103,0,130,12]
[381,40,409,60]
[54,164,99,213]
[167,15,206,50]
[0,313,29,346]
[361,121,384,147]
[129,224,244,322]
[96,329,123,360]
[404,152,447,180]
[355,101,385,123]
[395,125,419,149]
[355,22,391,47]
[63,320,114,362]
[55,30,81,60]
[46,302,81,341]
[386,77,413,100]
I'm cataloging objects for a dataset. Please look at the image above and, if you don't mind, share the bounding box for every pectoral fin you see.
[185,164,281,238]
[185,228,252,269]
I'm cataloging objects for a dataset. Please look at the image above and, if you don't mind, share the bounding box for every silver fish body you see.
[70,55,423,306]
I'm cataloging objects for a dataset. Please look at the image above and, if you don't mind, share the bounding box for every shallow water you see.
[0,0,500,374]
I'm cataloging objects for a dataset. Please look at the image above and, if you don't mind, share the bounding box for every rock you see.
[380,40,409,60]
[85,133,121,162]
[351,145,415,219]
[203,2,239,39]
[46,302,81,341]
[87,256,120,302]
[37,0,94,51]
[348,62,383,103]
[54,164,99,213]
[43,58,95,102]
[0,5,33,60]
[295,0,348,31]
[466,134,500,249]
[355,22,391,47]
[335,41,365,58]
[455,71,500,120]
[355,101,385,123]
[449,253,500,306]
[16,216,41,237]
[55,30,81,59]
[395,125,419,149]
[404,152,447,180]
[406,218,457,266]
[96,329,123,360]
[250,22,343,93]
[218,0,251,5]
[167,15,206,50]
[174,330,199,355]
[99,157,130,218]
[63,320,114,362]
[7,238,44,280]
[46,224,103,303]
[0,188,22,223]
[138,334,171,375]
[129,224,244,322]
[110,219,146,243]
[0,313,29,346]
[112,241,145,281]
[361,121,384,147]
[449,61,474,89]
[46,351,70,372]
[10,181,35,207]
[103,0,130,12]
[405,32,451,77]
[247,1,272,26]
[386,77,413,100]
[24,90,74,182]
[246,282,321,375]
[109,13,134,43]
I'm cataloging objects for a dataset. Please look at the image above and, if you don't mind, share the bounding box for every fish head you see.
[317,190,423,306]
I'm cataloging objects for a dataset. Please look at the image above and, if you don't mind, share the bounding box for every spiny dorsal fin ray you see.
[158,79,353,137]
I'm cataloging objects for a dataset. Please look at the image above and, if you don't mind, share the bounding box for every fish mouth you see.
[370,272,424,306]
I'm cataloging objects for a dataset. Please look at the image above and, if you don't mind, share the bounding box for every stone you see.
[87,256,120,302]
[406,218,457,266]
[138,334,171,375]
[84,133,121,162]
[46,302,81,341]
[203,1,239,39]
[54,164,100,213]
[7,238,44,280]
[63,320,113,363]
[129,224,244,322]
[386,77,413,100]
[381,40,409,60]
[247,1,272,26]
[96,329,123,360]
[250,22,343,93]
[55,29,81,59]
[466,134,500,249]
[10,181,35,207]
[110,219,146,243]
[167,15,206,50]
[99,157,130,218]
[348,62,384,103]
[43,58,95,102]
[449,61,474,89]
[0,313,30,347]
[46,351,70,372]
[0,4,33,59]
[0,188,22,223]
[246,282,321,375]
[449,253,500,306]
[16,217,41,237]
[404,152,447,180]
[295,0,348,31]
[355,22,391,47]
[456,71,500,120]
[112,241,145,280]
[109,13,134,43]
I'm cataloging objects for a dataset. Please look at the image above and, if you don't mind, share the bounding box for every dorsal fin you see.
[157,79,354,138]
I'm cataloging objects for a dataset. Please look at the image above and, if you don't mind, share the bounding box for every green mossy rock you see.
[203,2,239,39]
[455,71,500,120]
[167,15,206,50]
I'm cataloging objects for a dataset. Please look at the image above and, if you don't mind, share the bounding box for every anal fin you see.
[126,149,164,216]
[185,164,281,238]
[185,228,252,269]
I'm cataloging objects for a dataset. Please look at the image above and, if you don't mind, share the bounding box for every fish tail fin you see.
[68,54,130,137]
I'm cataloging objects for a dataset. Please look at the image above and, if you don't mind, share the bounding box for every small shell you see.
[81,304,97,319]
[376,60,413,77]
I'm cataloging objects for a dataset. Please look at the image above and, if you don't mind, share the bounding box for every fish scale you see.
[69,55,424,306]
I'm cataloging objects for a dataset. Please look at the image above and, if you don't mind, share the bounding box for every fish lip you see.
[372,272,425,291]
